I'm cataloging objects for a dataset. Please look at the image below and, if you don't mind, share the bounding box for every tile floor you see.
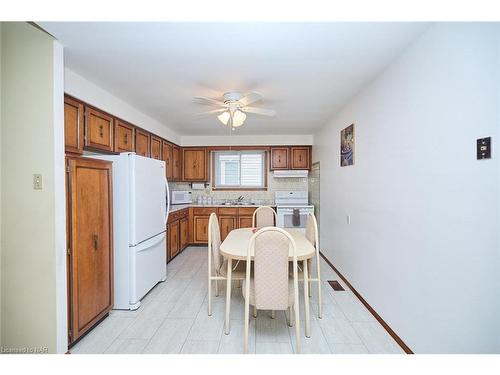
[70,246,404,354]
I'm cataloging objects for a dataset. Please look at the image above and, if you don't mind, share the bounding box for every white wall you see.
[65,69,180,144]
[1,22,66,353]
[181,134,313,146]
[52,40,67,354]
[314,23,500,353]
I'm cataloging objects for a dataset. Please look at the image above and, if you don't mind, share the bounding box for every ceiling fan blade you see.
[242,106,276,117]
[194,108,226,117]
[238,92,262,107]
[193,96,226,107]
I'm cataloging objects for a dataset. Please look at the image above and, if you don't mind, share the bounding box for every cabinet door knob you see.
[99,125,104,137]
[93,234,99,250]
[124,133,128,144]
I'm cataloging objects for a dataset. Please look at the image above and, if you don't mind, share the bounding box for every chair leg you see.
[317,279,323,319]
[224,259,233,335]
[215,279,219,297]
[294,302,301,354]
[244,297,250,354]
[271,310,275,319]
[287,306,293,327]
[208,276,212,316]
[308,281,312,297]
[303,260,311,338]
[253,305,257,318]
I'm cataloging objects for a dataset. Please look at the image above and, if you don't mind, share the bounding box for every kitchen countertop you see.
[169,203,275,213]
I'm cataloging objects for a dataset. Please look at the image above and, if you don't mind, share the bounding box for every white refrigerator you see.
[90,153,169,310]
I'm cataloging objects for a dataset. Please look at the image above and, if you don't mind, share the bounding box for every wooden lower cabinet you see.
[169,220,180,259]
[237,207,257,228]
[194,216,210,243]
[166,208,189,263]
[218,207,238,241]
[189,206,260,244]
[67,157,113,345]
[219,216,237,241]
[238,216,254,229]
[167,206,270,251]
[180,217,189,250]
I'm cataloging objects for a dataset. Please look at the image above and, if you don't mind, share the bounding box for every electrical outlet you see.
[33,174,43,190]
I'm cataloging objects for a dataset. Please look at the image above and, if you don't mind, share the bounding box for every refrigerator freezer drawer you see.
[129,232,167,309]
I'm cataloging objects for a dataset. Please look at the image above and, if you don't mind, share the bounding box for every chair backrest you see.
[246,227,297,310]
[208,213,223,272]
[252,206,277,227]
[305,213,319,252]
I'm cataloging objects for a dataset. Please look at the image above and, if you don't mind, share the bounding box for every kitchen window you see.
[213,150,267,190]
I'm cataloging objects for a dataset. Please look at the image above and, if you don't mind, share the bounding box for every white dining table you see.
[219,227,315,338]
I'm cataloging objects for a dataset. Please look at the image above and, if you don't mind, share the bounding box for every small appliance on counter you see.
[171,190,192,204]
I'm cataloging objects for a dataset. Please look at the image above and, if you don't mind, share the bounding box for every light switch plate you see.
[477,137,491,160]
[33,174,42,190]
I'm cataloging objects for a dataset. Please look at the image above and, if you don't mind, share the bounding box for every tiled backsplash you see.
[169,171,308,205]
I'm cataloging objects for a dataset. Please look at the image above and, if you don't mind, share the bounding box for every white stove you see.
[275,191,314,232]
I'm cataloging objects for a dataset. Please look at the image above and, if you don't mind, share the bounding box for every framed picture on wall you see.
[340,123,355,167]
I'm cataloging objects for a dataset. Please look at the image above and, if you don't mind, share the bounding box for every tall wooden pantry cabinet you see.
[66,156,114,344]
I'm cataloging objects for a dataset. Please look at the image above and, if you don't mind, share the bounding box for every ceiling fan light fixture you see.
[232,110,246,127]
[217,111,230,125]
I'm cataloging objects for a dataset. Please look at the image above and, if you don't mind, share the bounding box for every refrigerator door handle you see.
[134,231,166,253]
[164,176,170,226]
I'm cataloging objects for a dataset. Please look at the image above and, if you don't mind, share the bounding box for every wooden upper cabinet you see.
[135,129,150,157]
[64,96,84,154]
[114,120,135,153]
[182,147,208,181]
[162,141,173,179]
[270,147,289,170]
[172,145,181,181]
[291,147,310,169]
[85,107,114,152]
[150,135,162,160]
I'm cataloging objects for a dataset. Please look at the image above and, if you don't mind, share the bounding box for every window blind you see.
[213,151,265,188]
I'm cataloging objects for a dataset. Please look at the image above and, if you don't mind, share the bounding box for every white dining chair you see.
[252,206,277,227]
[299,213,322,319]
[242,227,301,354]
[207,213,246,316]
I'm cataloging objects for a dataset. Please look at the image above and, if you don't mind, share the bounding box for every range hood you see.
[273,170,309,178]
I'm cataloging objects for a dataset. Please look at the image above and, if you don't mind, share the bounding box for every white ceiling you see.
[40,22,430,136]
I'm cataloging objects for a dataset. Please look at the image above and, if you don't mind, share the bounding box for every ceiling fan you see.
[194,91,276,130]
